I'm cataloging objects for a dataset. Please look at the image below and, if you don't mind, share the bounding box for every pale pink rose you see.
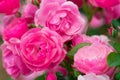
[89,0,120,8]
[78,73,110,80]
[2,18,28,41]
[1,42,32,79]
[73,43,113,74]
[20,27,66,71]
[90,13,104,28]
[35,0,86,41]
[68,0,83,8]
[22,3,38,23]
[0,0,20,14]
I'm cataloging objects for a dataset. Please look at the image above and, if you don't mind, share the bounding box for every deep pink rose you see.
[0,0,20,14]
[22,3,38,23]
[95,0,120,8]
[104,4,120,24]
[68,0,83,8]
[89,0,120,8]
[2,18,28,41]
[1,42,31,79]
[73,43,113,74]
[35,0,86,41]
[20,27,66,71]
[78,73,110,80]
[46,72,57,80]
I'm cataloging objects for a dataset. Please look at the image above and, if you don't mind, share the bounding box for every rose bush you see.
[0,0,120,80]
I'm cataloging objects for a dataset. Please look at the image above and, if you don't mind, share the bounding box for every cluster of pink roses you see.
[0,0,119,80]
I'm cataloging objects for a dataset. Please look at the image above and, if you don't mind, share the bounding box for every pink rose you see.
[89,0,98,7]
[90,13,104,28]
[0,0,20,14]
[91,35,110,44]
[72,34,110,46]
[0,15,16,35]
[46,72,57,80]
[20,27,66,71]
[95,0,120,8]
[1,15,16,27]
[89,0,120,8]
[18,71,44,80]
[73,43,113,74]
[78,73,110,80]
[0,25,4,35]
[35,0,86,41]
[22,3,38,23]
[104,4,120,24]
[68,0,83,8]
[2,18,28,41]
[1,42,31,79]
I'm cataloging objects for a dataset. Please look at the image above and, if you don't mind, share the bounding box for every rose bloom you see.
[73,43,113,74]
[89,0,120,8]
[72,34,110,46]
[22,3,38,23]
[35,0,86,41]
[78,73,110,80]
[20,27,66,71]
[104,4,120,24]
[0,0,20,14]
[90,13,104,28]
[1,42,32,79]
[2,18,28,41]
[46,72,57,80]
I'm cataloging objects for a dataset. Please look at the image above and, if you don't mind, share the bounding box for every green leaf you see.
[67,43,91,59]
[107,52,120,67]
[114,72,120,80]
[110,42,120,53]
[35,74,46,80]
[64,74,76,80]
[8,78,13,80]
[33,0,39,6]
[112,29,118,38]
[56,72,65,80]
[73,70,80,77]
[112,19,120,31]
